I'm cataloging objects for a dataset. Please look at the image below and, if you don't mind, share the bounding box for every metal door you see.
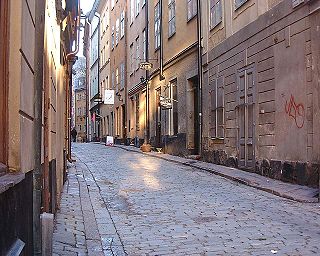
[237,66,255,169]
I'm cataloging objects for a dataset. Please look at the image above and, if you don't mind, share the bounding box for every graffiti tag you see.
[285,95,305,129]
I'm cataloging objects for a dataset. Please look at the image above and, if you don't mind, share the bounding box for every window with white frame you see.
[136,0,140,16]
[111,26,115,49]
[210,0,222,29]
[116,18,119,45]
[142,29,146,61]
[130,0,135,24]
[120,63,125,90]
[136,36,140,70]
[235,0,248,9]
[130,43,134,74]
[168,0,176,37]
[115,68,119,91]
[210,76,224,138]
[154,3,160,49]
[120,11,125,38]
[187,0,197,21]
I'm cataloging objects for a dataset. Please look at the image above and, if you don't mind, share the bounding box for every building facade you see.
[97,0,114,142]
[127,0,148,147]
[74,88,87,141]
[87,11,101,141]
[110,0,128,143]
[0,0,79,254]
[200,0,320,187]
[147,0,199,155]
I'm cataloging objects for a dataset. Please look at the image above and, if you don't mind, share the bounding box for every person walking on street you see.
[71,127,77,142]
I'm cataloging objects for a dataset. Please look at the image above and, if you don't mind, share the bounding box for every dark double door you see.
[237,66,255,169]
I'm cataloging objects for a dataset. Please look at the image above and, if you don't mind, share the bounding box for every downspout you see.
[85,19,91,142]
[66,0,81,162]
[33,0,46,254]
[145,0,150,143]
[197,0,203,155]
[159,0,164,80]
[94,13,101,139]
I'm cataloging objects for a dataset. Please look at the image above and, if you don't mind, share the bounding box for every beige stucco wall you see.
[8,0,36,173]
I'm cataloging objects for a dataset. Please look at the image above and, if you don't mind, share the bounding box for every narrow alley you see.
[53,143,320,256]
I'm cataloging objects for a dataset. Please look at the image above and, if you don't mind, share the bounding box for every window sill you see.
[210,138,225,144]
[168,32,176,40]
[187,14,197,23]
[0,171,25,194]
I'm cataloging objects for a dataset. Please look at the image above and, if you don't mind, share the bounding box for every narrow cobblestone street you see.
[53,143,320,256]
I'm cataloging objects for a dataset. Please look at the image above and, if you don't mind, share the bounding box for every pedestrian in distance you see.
[71,127,77,142]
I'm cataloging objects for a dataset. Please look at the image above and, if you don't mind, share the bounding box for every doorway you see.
[237,66,255,169]
[155,88,162,147]
[0,0,9,164]
[122,104,126,139]
[187,77,199,154]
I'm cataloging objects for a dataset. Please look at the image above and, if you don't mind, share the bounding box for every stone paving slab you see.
[53,164,127,256]
[55,143,320,256]
[114,144,319,203]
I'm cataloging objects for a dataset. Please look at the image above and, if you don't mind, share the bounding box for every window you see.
[154,3,161,49]
[168,0,176,37]
[142,0,146,7]
[115,68,119,91]
[116,19,119,45]
[106,76,109,89]
[166,80,178,135]
[130,0,135,24]
[111,26,115,49]
[210,77,224,138]
[235,0,248,9]
[142,29,146,61]
[210,0,222,29]
[136,36,140,70]
[111,0,115,9]
[130,44,134,74]
[136,0,140,16]
[120,11,125,38]
[187,0,197,20]
[111,71,115,89]
[120,63,125,90]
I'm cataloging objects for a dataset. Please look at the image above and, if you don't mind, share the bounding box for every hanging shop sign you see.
[104,90,115,105]
[159,96,172,110]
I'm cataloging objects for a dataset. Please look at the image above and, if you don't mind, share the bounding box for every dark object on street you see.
[71,128,77,142]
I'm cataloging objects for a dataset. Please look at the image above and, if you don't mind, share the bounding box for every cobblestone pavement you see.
[53,143,320,256]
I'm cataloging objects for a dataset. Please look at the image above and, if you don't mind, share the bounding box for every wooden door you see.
[237,66,255,169]
[0,0,9,164]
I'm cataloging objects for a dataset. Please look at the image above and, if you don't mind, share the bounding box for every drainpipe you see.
[145,0,150,143]
[159,0,164,81]
[85,19,91,142]
[33,0,46,254]
[94,13,101,139]
[66,0,81,162]
[197,0,203,156]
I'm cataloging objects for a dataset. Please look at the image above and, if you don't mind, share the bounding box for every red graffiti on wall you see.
[285,95,305,129]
